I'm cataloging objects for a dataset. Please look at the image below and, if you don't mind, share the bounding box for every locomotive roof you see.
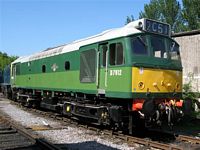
[12,19,144,64]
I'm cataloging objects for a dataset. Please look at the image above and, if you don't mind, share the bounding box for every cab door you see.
[97,44,108,94]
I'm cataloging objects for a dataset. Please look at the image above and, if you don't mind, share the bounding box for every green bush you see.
[183,73,200,117]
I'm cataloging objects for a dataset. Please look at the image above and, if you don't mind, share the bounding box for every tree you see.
[139,0,161,20]
[159,0,183,32]
[182,0,200,31]
[125,15,134,24]
[139,0,183,32]
[0,51,18,70]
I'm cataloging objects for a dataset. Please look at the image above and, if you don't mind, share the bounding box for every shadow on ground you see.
[56,141,119,150]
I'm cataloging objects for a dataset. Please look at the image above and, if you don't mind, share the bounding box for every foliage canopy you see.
[0,51,18,70]
[127,0,200,32]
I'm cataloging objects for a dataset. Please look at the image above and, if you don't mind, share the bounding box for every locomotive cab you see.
[128,19,183,129]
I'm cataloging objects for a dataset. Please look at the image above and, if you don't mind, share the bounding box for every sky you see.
[0,0,150,57]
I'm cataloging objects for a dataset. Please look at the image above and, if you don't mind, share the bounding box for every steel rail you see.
[10,100,200,150]
[0,115,61,150]
[177,135,200,144]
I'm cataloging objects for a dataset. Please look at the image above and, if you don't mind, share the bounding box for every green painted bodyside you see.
[11,37,133,99]
[13,67,132,98]
[19,51,80,74]
[11,34,182,99]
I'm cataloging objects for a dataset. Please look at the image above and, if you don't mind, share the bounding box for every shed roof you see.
[172,29,200,37]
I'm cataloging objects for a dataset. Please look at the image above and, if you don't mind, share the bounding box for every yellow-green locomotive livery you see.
[10,18,185,134]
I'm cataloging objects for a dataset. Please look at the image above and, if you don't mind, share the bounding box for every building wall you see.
[174,34,200,92]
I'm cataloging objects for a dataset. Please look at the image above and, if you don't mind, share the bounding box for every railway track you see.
[177,135,200,144]
[10,101,199,150]
[0,115,61,150]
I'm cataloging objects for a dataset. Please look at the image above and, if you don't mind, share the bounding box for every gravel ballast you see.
[0,98,139,150]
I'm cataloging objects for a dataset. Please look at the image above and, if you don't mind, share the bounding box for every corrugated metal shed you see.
[172,30,200,92]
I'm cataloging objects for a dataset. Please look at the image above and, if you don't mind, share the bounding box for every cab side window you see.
[109,43,124,65]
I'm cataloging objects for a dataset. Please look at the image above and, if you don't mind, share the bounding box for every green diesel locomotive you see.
[10,18,184,134]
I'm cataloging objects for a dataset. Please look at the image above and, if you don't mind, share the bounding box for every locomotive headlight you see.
[138,21,143,29]
[138,81,145,90]
[66,106,70,112]
[153,82,157,87]
[167,83,171,87]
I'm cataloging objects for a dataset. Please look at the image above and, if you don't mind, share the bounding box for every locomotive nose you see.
[132,67,182,94]
[131,67,183,128]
